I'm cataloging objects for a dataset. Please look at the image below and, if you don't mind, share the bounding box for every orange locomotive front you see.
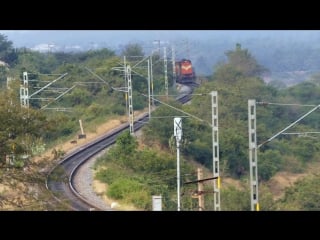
[175,59,195,84]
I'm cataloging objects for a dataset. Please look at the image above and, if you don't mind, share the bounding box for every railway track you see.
[46,84,196,211]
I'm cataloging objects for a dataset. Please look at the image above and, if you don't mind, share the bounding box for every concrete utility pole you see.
[197,168,204,211]
[78,119,86,139]
[184,174,218,211]
[7,77,13,89]
[174,117,182,211]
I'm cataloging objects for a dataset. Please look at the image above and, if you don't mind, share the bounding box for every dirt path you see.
[34,116,129,164]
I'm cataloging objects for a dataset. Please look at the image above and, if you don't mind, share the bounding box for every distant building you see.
[0,60,9,67]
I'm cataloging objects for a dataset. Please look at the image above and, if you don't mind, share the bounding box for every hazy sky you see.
[2,30,320,76]
[1,30,319,49]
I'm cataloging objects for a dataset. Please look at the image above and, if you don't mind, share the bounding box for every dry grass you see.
[267,171,307,200]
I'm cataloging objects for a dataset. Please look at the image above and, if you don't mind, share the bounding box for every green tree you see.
[112,130,138,156]
[0,88,49,166]
[0,34,18,65]
[66,87,91,106]
[224,43,267,78]
[121,43,144,62]
[258,149,283,181]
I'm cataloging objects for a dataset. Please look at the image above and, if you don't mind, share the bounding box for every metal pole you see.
[172,45,176,90]
[124,56,128,115]
[174,117,182,211]
[20,72,29,108]
[147,59,151,118]
[177,135,180,211]
[211,91,220,210]
[164,47,168,100]
[150,55,154,107]
[127,65,134,135]
[248,99,259,211]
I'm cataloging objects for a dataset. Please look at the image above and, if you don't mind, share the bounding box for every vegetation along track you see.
[46,84,195,211]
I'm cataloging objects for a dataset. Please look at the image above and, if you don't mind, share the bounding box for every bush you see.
[85,103,104,120]
[107,177,151,209]
[259,150,283,181]
[220,186,251,211]
[111,104,125,115]
[127,190,151,210]
[107,178,144,199]
[95,167,122,185]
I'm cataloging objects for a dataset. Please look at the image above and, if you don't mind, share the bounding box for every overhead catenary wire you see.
[257,103,320,148]
[140,93,208,125]
[256,101,318,107]
[281,131,320,135]
[145,116,190,119]
[84,67,112,88]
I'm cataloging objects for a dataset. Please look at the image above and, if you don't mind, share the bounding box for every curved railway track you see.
[46,84,195,211]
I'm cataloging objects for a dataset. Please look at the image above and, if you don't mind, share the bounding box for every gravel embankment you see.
[72,148,114,211]
[72,128,144,211]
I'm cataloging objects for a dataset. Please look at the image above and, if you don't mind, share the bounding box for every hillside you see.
[2,34,320,210]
